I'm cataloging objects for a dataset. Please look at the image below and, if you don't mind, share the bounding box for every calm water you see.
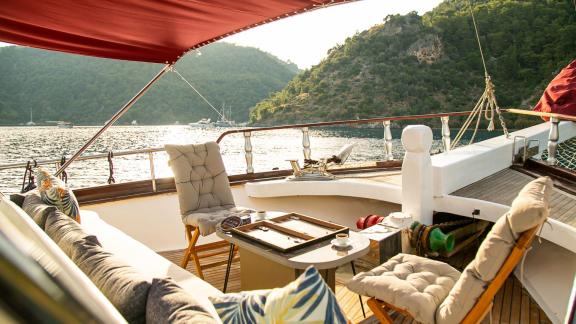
[0,125,497,193]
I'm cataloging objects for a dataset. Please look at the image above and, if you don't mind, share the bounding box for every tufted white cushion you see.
[166,142,237,236]
[347,253,460,324]
[183,206,252,236]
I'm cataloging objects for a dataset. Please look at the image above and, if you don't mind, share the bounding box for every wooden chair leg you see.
[181,225,194,268]
[181,225,204,279]
[367,298,394,324]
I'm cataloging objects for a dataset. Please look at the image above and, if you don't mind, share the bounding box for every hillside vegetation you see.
[0,43,298,125]
[250,0,575,127]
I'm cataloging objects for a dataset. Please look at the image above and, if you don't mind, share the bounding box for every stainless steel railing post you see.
[243,131,254,174]
[302,127,311,160]
[441,116,451,152]
[148,151,157,192]
[547,117,559,165]
[383,120,393,160]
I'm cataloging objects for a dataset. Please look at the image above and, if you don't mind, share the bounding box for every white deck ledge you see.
[245,172,402,204]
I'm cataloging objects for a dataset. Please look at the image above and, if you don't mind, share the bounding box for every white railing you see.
[0,110,573,193]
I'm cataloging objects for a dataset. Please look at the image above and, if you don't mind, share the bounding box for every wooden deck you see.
[453,168,576,228]
[159,244,552,324]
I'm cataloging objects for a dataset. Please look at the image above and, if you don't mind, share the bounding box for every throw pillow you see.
[45,210,97,256]
[9,192,26,207]
[72,239,151,323]
[209,266,347,324]
[146,278,217,324]
[35,167,80,222]
[21,189,57,228]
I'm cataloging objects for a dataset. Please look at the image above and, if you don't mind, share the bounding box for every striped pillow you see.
[209,266,347,323]
[35,167,80,222]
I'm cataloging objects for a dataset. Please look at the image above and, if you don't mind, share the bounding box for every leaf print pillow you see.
[209,266,347,323]
[35,167,80,222]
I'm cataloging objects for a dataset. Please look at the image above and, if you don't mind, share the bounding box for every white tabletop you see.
[216,212,370,270]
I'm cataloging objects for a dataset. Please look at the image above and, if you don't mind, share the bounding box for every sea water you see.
[0,125,497,193]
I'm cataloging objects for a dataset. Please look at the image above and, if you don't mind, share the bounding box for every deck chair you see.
[347,176,552,324]
[166,142,251,279]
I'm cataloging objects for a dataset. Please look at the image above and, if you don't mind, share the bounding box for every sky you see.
[224,0,442,68]
[0,0,442,69]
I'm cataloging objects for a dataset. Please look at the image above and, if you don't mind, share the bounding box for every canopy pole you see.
[55,63,173,177]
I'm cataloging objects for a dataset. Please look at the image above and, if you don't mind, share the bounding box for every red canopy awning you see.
[534,59,576,120]
[0,0,353,64]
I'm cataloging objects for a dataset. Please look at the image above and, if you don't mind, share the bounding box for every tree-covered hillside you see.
[250,0,575,127]
[0,43,298,125]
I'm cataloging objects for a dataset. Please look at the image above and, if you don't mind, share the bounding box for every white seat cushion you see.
[347,253,460,324]
[183,206,252,236]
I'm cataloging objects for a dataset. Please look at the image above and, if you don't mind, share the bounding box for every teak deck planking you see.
[453,168,576,228]
[159,244,552,324]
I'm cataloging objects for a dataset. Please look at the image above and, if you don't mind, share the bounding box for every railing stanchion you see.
[383,120,393,161]
[546,117,559,165]
[244,131,254,174]
[441,116,451,152]
[148,151,157,192]
[302,127,311,160]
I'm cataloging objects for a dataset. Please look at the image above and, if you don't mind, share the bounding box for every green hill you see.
[250,0,575,127]
[0,43,298,125]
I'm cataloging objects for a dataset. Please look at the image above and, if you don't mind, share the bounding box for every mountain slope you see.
[250,0,575,127]
[0,43,298,125]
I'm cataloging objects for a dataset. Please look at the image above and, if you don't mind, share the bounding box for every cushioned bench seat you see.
[79,210,223,320]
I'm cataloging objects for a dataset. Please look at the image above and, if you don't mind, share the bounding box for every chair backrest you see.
[436,176,552,324]
[165,142,235,216]
[461,226,538,323]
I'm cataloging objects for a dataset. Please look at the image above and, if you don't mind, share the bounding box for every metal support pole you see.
[244,131,254,174]
[302,127,311,160]
[223,243,235,293]
[55,63,173,176]
[441,116,451,152]
[148,151,157,192]
[350,262,366,318]
[383,120,393,160]
[547,117,559,165]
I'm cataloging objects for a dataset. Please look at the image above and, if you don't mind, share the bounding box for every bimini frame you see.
[55,63,173,177]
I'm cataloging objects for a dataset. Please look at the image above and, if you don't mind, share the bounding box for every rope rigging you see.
[58,155,68,183]
[21,160,37,193]
[451,0,509,149]
[107,151,115,184]
[171,67,224,120]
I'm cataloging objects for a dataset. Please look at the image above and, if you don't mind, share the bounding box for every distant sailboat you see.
[214,103,235,127]
[25,108,36,126]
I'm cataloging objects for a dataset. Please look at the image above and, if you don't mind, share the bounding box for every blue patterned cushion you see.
[209,266,347,323]
[35,167,80,222]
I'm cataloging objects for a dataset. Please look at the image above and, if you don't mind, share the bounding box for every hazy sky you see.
[0,0,442,69]
[224,0,442,68]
